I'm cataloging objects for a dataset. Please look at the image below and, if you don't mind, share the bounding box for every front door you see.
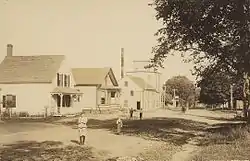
[137,101,141,110]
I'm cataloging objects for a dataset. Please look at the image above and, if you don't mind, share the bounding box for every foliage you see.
[164,76,196,106]
[148,0,250,80]
[197,65,244,105]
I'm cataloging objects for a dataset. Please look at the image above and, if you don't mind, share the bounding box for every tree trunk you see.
[228,101,231,110]
[233,99,237,110]
[243,72,249,120]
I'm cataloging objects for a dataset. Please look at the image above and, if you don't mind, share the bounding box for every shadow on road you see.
[185,113,245,122]
[63,117,208,146]
[0,141,97,161]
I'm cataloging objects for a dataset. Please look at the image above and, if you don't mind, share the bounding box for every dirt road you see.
[0,108,240,160]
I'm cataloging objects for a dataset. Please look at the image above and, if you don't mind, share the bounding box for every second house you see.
[72,67,121,111]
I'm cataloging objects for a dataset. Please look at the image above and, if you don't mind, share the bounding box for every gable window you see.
[2,94,16,108]
[130,90,134,96]
[57,73,64,87]
[57,73,60,86]
[124,81,128,87]
[64,74,71,87]
[64,75,67,87]
[111,91,116,98]
[60,74,64,86]
[68,75,71,87]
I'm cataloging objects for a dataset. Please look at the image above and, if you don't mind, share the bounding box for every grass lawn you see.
[190,123,250,161]
[0,141,99,161]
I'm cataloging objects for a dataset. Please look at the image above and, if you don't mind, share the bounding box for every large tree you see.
[149,0,250,76]
[149,0,250,118]
[164,76,196,107]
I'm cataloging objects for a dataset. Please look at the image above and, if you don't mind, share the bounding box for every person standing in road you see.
[116,117,123,135]
[139,108,143,120]
[129,107,134,119]
[78,113,88,145]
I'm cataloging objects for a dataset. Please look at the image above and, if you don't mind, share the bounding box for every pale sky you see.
[0,0,195,82]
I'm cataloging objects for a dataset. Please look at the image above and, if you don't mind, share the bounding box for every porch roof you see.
[100,86,121,90]
[51,87,82,95]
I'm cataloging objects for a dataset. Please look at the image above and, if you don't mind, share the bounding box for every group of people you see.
[129,108,143,120]
[77,108,143,145]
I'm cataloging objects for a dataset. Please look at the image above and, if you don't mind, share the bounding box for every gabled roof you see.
[127,75,155,90]
[0,55,65,84]
[72,67,118,86]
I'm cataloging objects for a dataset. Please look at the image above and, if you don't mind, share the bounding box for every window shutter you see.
[64,75,67,87]
[57,73,60,86]
[68,75,70,87]
[60,74,63,86]
[2,95,6,108]
[12,95,16,107]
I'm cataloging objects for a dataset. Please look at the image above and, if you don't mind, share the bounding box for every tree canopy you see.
[198,65,244,105]
[164,76,196,106]
[149,0,250,78]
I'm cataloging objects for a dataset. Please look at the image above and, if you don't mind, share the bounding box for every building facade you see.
[72,67,121,111]
[0,44,83,117]
[119,60,162,111]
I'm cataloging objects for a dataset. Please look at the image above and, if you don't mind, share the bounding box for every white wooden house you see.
[0,44,83,116]
[72,67,121,111]
[119,75,160,110]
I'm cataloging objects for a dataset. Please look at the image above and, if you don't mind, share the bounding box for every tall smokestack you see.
[7,44,13,57]
[121,48,124,79]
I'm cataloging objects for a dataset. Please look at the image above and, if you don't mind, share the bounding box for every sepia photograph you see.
[0,0,250,161]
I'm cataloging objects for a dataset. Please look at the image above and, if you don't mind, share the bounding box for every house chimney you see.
[121,48,124,79]
[7,44,13,57]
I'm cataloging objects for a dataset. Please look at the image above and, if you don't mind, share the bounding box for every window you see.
[64,75,67,87]
[130,90,134,96]
[72,95,81,102]
[2,94,16,108]
[57,73,64,87]
[60,74,63,86]
[68,75,71,87]
[124,81,128,87]
[77,95,81,102]
[124,100,128,107]
[101,98,105,104]
[111,91,116,98]
[64,75,71,87]
[62,95,71,107]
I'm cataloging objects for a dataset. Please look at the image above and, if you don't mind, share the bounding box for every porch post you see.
[108,91,111,105]
[59,94,63,114]
[50,94,53,115]
[70,94,73,107]
[105,90,108,105]
[115,92,118,104]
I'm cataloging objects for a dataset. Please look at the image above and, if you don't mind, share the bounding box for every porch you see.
[98,86,121,108]
[50,87,83,116]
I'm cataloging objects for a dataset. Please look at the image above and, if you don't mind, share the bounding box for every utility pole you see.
[173,89,176,107]
[162,85,166,109]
